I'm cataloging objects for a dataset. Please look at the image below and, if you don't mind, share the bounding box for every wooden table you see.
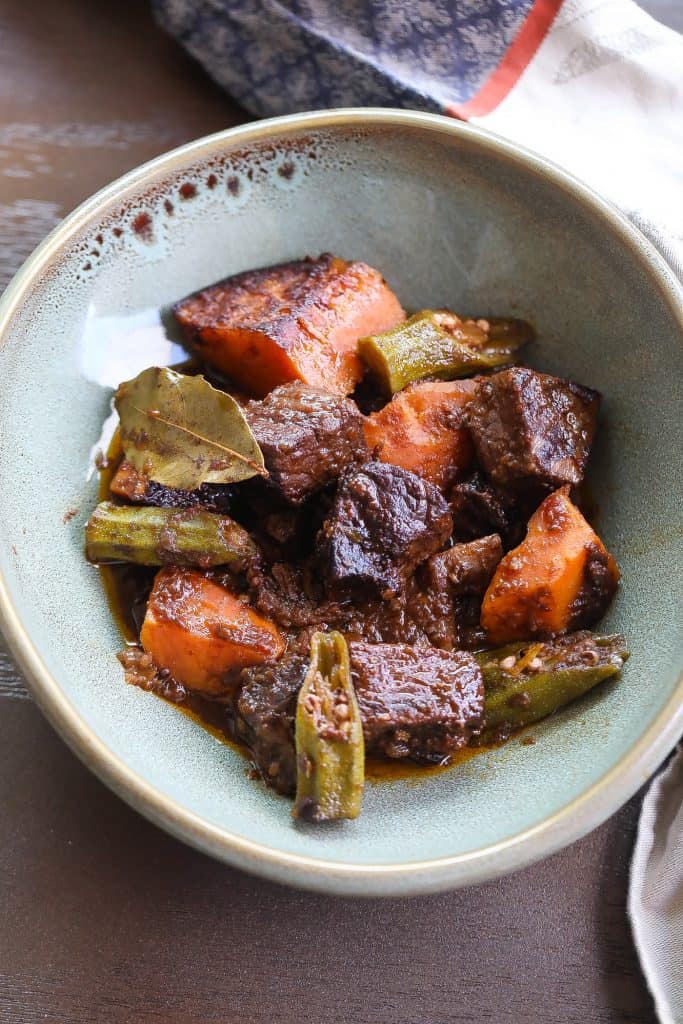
[1,2,680,1021]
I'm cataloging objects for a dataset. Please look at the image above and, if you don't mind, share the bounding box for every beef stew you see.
[85,253,628,825]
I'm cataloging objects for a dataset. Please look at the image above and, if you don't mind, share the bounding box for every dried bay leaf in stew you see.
[115,366,266,489]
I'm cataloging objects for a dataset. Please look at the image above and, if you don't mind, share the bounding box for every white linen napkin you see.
[630,748,683,1024]
[464,0,683,279]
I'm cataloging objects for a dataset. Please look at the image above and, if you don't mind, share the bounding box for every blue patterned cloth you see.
[153,0,533,116]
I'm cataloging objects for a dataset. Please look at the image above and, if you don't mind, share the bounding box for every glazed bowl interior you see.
[0,110,681,895]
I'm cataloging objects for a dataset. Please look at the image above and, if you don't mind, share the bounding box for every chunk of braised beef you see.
[348,642,484,762]
[235,655,308,795]
[450,472,515,542]
[426,535,504,597]
[230,477,334,564]
[466,368,600,494]
[405,535,504,651]
[331,586,436,647]
[235,485,310,562]
[246,558,346,629]
[244,383,369,504]
[235,641,485,793]
[317,461,453,596]
[110,460,233,513]
[247,553,442,645]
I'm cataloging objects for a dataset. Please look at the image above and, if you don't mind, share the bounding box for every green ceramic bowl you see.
[0,110,681,896]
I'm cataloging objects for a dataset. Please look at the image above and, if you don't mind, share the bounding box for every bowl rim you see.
[1,107,682,896]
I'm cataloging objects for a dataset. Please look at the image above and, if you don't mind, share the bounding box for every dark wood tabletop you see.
[1,2,680,1021]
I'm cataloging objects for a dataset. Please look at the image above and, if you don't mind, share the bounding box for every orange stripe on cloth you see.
[447,0,564,120]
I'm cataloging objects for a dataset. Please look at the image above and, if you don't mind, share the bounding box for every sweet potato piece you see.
[174,254,405,397]
[480,487,619,643]
[110,460,148,502]
[363,380,479,490]
[140,568,285,694]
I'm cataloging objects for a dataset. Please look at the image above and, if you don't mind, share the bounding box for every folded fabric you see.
[152,2,683,1015]
[630,746,683,1024]
[153,0,683,274]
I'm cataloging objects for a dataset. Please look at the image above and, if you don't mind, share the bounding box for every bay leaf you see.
[115,366,266,489]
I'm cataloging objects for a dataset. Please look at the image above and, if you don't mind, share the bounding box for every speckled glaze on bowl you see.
[0,110,681,896]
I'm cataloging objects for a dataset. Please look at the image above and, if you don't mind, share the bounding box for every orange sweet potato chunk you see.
[110,460,148,502]
[141,568,285,694]
[363,380,479,491]
[174,254,405,397]
[481,487,620,643]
